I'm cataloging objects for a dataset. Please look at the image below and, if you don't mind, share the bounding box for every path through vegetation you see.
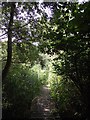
[30,85,61,120]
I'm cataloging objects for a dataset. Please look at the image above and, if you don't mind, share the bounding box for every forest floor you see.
[30,85,61,120]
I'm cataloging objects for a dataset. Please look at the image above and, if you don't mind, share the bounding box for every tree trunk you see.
[2,3,15,82]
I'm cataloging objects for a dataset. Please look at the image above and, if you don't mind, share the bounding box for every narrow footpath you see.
[30,85,61,120]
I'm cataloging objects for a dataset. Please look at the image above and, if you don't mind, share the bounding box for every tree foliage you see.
[39,1,90,119]
[1,1,90,120]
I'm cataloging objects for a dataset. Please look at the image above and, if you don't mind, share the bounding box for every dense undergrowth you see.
[50,77,86,120]
[2,63,48,119]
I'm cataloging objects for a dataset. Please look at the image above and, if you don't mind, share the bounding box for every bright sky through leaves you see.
[0,0,89,42]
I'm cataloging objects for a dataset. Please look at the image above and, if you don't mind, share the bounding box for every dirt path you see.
[30,85,60,120]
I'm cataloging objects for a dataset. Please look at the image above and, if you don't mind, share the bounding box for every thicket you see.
[2,63,49,119]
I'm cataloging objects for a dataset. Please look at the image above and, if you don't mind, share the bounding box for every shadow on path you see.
[30,85,61,120]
